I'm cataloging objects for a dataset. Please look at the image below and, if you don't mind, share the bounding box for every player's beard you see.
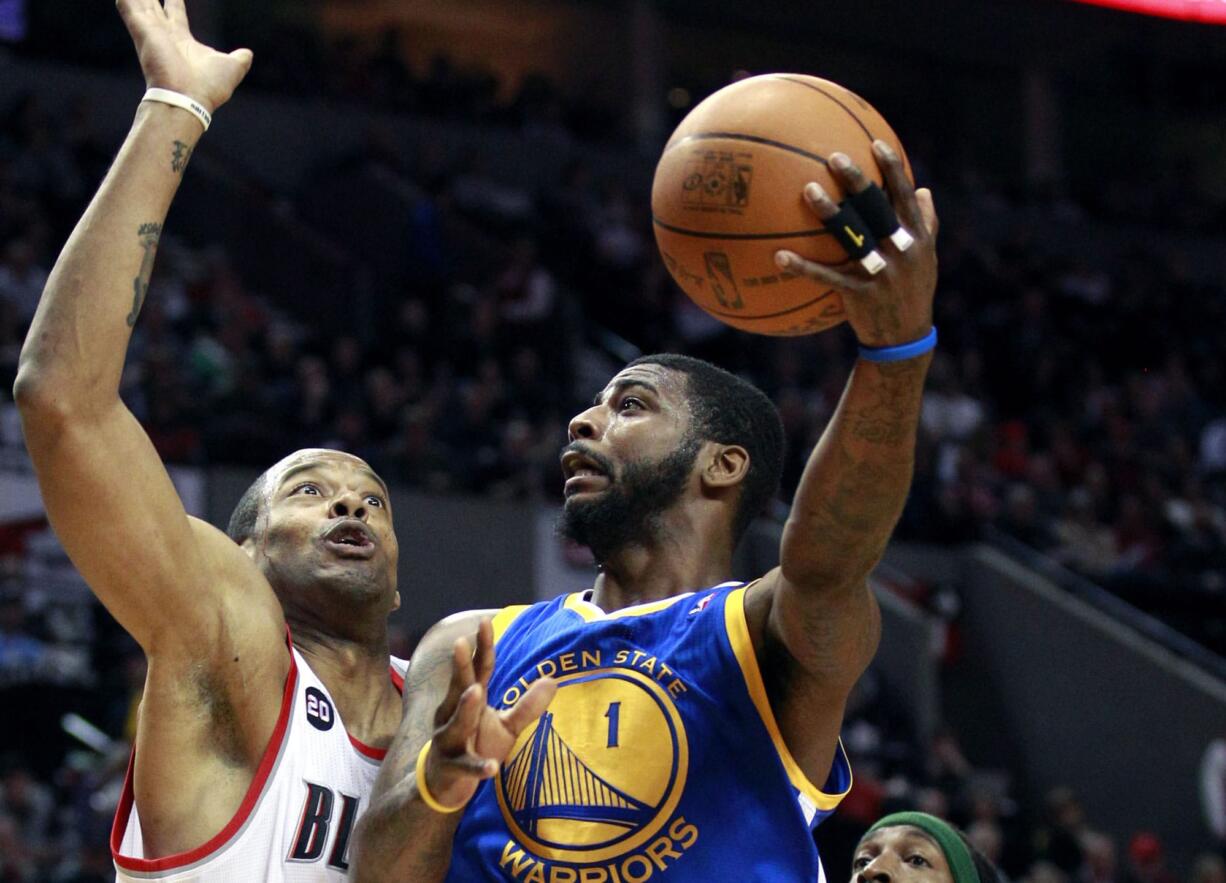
[558,435,702,564]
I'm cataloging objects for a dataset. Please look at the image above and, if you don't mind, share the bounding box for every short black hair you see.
[626,353,784,544]
[226,470,271,544]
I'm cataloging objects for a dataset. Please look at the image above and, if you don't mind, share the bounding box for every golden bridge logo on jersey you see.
[494,661,697,877]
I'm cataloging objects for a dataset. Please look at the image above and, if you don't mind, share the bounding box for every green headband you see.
[864,812,979,883]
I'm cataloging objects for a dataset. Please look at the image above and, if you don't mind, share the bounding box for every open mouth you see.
[561,448,612,497]
[322,520,377,557]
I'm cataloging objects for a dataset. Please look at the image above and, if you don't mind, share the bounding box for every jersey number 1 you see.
[605,702,621,748]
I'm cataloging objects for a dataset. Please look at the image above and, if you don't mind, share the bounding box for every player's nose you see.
[567,404,606,443]
[857,855,896,883]
[329,490,368,521]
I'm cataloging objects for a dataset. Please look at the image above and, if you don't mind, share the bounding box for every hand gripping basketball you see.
[420,620,558,812]
[775,140,939,349]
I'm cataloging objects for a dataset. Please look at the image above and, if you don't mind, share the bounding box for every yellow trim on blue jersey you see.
[724,586,853,811]
[490,605,531,643]
[562,590,697,622]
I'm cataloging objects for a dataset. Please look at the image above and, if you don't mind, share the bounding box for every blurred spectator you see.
[0,236,47,323]
[0,595,45,679]
[967,819,1006,871]
[0,765,54,872]
[1026,862,1071,883]
[1079,831,1121,883]
[1203,738,1226,848]
[997,483,1054,551]
[1051,490,1118,579]
[1034,787,1088,874]
[1123,833,1177,883]
[1191,854,1226,883]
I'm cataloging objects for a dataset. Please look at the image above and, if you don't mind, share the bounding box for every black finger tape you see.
[824,203,878,259]
[846,183,900,238]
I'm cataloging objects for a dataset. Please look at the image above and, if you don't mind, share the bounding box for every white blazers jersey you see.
[112,644,408,881]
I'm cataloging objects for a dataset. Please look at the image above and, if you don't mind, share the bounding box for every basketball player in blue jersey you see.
[353,145,940,881]
[15,3,412,878]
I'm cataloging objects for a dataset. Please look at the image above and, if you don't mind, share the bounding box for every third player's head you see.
[559,354,784,563]
[852,814,1001,883]
[226,449,400,634]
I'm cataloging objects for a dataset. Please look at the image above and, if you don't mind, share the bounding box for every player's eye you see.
[365,494,385,508]
[853,856,872,870]
[619,397,644,411]
[906,855,931,868]
[292,483,321,496]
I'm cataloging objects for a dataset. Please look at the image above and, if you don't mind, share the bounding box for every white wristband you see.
[142,88,212,132]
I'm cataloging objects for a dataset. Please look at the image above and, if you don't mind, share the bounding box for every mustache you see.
[561,441,616,479]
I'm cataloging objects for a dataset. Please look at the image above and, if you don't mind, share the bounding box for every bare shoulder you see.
[405,608,501,694]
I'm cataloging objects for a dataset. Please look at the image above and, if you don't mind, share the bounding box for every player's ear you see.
[239,537,259,558]
[392,591,401,612]
[701,443,749,490]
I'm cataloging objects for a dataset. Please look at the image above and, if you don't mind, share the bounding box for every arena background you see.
[2,0,1225,879]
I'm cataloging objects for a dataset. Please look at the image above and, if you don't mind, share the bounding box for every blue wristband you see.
[858,326,937,362]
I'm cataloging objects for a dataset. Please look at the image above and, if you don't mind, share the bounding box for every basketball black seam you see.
[664,131,829,166]
[704,289,839,321]
[652,216,832,240]
[773,76,876,142]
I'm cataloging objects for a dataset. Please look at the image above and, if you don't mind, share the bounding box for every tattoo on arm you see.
[171,140,194,174]
[785,358,928,591]
[847,360,927,447]
[127,223,162,328]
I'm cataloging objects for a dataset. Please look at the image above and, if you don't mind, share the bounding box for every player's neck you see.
[289,618,391,684]
[588,526,732,612]
[289,620,400,742]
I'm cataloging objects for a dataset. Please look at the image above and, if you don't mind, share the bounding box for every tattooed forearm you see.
[782,356,930,589]
[127,222,162,327]
[846,359,927,448]
[171,140,194,174]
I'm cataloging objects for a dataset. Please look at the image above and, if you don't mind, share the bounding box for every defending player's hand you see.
[775,140,939,348]
[421,619,557,812]
[117,0,253,113]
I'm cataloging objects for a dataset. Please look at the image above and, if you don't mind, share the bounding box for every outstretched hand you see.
[117,0,253,113]
[422,619,557,811]
[775,141,939,348]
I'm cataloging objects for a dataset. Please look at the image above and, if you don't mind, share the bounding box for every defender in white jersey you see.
[113,647,409,880]
[14,2,420,879]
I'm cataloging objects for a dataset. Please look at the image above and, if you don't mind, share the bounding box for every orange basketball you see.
[651,74,912,336]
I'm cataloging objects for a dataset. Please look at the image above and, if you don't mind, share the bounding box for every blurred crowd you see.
[901,211,1226,651]
[2,27,1225,881]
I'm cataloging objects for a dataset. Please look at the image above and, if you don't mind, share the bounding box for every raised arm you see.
[12,0,271,657]
[750,142,938,766]
[353,614,556,882]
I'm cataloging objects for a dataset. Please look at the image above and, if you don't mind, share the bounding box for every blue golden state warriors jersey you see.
[445,582,852,882]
